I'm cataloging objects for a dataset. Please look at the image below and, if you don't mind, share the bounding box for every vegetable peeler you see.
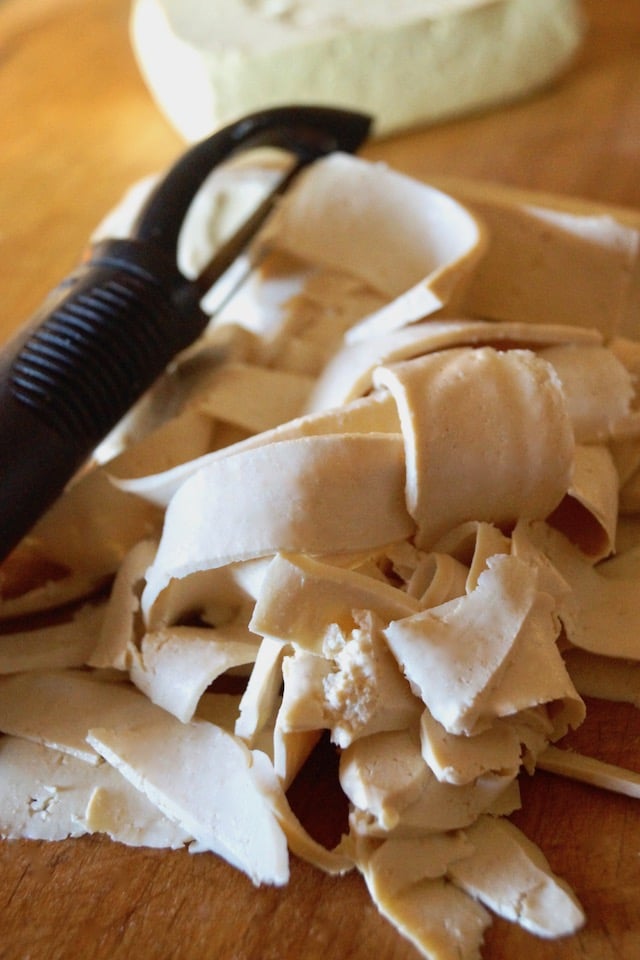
[0,105,372,565]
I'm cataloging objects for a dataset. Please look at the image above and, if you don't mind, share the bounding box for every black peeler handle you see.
[0,106,372,563]
[0,237,206,559]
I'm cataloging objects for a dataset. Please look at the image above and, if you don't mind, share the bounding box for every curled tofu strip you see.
[391,767,520,836]
[361,873,490,960]
[564,648,640,707]
[144,556,271,633]
[142,434,414,616]
[620,464,640,515]
[0,408,212,620]
[238,262,389,376]
[234,639,324,791]
[87,717,290,886]
[341,727,519,838]
[89,538,157,671]
[380,541,470,607]
[615,517,640,555]
[195,362,313,433]
[414,553,469,607]
[270,715,322,792]
[463,523,513,593]
[340,729,432,834]
[432,520,511,569]
[384,554,584,737]
[539,343,640,442]
[375,347,574,551]
[419,709,547,787]
[246,749,353,876]
[307,318,600,414]
[262,153,486,337]
[356,832,474,900]
[538,744,640,801]
[196,691,243,730]
[355,834,515,960]
[278,649,330,735]
[449,817,585,939]
[612,430,640,514]
[547,445,619,562]
[29,409,214,581]
[235,636,288,745]
[118,391,400,509]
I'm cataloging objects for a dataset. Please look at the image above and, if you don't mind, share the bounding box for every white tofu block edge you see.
[130,0,585,141]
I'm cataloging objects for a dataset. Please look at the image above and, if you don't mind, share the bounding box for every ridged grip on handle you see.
[0,239,207,559]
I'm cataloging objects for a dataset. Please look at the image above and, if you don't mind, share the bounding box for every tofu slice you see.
[0,735,190,849]
[250,552,419,654]
[141,433,414,614]
[130,624,258,722]
[364,874,490,960]
[449,816,584,938]
[0,670,170,764]
[0,604,103,675]
[384,555,580,737]
[88,716,290,886]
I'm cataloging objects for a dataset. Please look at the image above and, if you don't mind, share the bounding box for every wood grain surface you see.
[1,2,640,959]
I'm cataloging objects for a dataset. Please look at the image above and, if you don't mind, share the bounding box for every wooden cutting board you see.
[1,2,640,958]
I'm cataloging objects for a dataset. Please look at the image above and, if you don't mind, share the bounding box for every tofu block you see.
[130,0,585,140]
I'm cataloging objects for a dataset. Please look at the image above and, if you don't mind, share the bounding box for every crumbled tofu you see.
[321,612,421,748]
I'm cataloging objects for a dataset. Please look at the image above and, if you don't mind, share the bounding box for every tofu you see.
[130,0,585,140]
[0,604,103,675]
[0,735,191,848]
[0,670,169,765]
[449,816,584,938]
[87,716,290,885]
[384,555,583,737]
[5,148,640,960]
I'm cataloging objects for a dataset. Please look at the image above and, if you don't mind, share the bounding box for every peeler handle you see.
[0,106,373,565]
[0,238,207,560]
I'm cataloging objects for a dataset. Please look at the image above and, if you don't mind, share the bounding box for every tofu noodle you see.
[3,153,640,960]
